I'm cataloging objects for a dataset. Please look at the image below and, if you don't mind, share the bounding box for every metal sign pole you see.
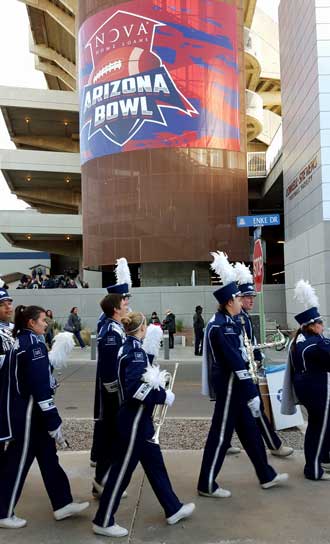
[254,228,266,344]
[258,288,266,344]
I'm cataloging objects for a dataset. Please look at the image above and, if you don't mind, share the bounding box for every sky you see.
[0,0,280,210]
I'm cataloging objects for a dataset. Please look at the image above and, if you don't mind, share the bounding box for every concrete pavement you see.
[3,450,330,544]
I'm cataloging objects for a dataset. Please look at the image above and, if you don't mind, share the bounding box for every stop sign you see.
[253,239,264,293]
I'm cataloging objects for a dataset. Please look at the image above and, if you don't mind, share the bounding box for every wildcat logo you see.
[81,10,198,147]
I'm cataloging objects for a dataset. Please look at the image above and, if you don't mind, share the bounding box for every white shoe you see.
[320,472,330,480]
[226,446,241,455]
[270,446,294,457]
[0,515,27,529]
[54,501,90,520]
[321,463,330,472]
[93,523,128,537]
[198,487,231,498]
[166,503,195,525]
[261,473,289,489]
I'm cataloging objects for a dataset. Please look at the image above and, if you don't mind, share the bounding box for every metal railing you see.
[247,151,267,177]
[247,124,283,178]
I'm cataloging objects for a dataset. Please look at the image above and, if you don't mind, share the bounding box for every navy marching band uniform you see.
[94,334,182,529]
[0,330,72,518]
[238,307,282,452]
[286,306,330,480]
[93,317,126,485]
[91,281,130,470]
[198,282,277,495]
[0,288,14,462]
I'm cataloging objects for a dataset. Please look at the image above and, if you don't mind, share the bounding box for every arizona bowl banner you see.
[79,0,240,164]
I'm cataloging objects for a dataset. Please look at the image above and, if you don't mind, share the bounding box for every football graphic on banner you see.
[89,47,162,85]
[79,0,240,163]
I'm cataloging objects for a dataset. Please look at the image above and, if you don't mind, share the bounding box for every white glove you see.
[247,396,261,418]
[165,390,175,407]
[49,426,68,448]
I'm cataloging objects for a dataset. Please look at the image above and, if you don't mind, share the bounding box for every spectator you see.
[64,307,85,348]
[149,311,161,325]
[162,310,176,349]
[28,278,40,290]
[45,309,55,349]
[193,305,205,356]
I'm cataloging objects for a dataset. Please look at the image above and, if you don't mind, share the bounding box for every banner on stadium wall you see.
[79,0,240,164]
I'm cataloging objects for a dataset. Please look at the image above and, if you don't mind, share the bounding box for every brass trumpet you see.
[241,320,288,384]
[149,363,179,445]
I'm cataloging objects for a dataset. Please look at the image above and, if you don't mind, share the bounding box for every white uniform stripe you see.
[208,373,234,494]
[103,405,144,527]
[8,396,33,517]
[302,344,317,372]
[259,411,277,450]
[314,374,330,479]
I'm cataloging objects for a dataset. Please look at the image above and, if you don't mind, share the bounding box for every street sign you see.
[253,239,264,293]
[236,214,280,228]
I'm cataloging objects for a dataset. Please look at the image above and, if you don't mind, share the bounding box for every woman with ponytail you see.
[0,305,89,529]
[93,312,195,538]
[282,280,330,481]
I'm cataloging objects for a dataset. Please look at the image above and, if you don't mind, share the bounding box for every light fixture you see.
[66,235,71,240]
[26,175,31,182]
[26,234,32,240]
[272,271,285,276]
[65,176,71,184]
[277,240,285,244]
[25,117,31,124]
[64,120,69,126]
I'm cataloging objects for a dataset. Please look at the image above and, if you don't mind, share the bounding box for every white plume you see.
[48,332,75,370]
[115,257,132,288]
[0,278,4,288]
[142,363,168,390]
[294,279,319,309]
[142,324,163,357]
[210,251,236,285]
[234,262,253,285]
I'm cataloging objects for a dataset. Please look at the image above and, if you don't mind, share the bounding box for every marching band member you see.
[91,258,131,472]
[93,312,195,537]
[234,262,293,458]
[92,290,129,497]
[0,305,89,529]
[282,280,330,481]
[198,252,288,498]
[0,284,14,463]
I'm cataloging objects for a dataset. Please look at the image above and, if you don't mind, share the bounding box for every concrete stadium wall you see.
[10,284,287,331]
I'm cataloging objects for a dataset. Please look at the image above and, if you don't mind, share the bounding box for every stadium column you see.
[78,0,249,273]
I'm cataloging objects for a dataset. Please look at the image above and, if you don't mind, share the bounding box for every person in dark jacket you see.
[235,279,293,458]
[283,279,330,481]
[193,306,204,356]
[0,305,89,529]
[0,287,14,465]
[65,307,85,348]
[163,310,176,349]
[198,252,288,498]
[91,287,129,497]
[92,312,195,537]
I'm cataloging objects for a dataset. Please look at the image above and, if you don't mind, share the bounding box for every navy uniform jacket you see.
[0,329,61,442]
[94,318,126,420]
[117,336,166,440]
[236,309,263,364]
[290,332,330,375]
[97,312,107,334]
[0,321,14,389]
[203,311,258,401]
